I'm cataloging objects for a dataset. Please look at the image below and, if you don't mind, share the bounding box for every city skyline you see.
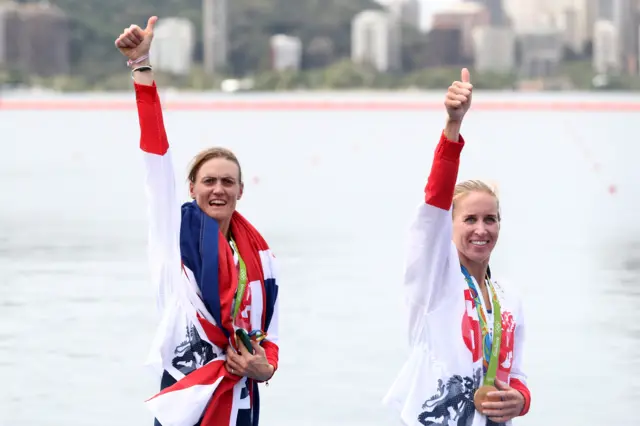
[376,0,587,31]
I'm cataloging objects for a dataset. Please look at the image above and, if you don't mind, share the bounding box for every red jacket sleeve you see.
[258,340,279,382]
[135,82,169,155]
[510,378,531,416]
[424,131,465,210]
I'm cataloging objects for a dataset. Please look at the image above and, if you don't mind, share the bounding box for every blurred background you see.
[1,1,640,426]
[1,0,640,91]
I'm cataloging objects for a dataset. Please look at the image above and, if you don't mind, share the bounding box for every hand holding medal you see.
[462,267,524,422]
[478,379,525,423]
[463,267,525,422]
[225,330,274,382]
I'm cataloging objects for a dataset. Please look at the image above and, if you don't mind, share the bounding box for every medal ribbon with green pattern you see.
[230,238,249,322]
[461,265,502,386]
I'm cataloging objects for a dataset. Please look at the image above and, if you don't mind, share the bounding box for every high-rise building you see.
[597,0,615,19]
[612,0,639,74]
[351,10,402,72]
[270,34,303,71]
[387,0,421,30]
[432,2,490,59]
[150,17,196,76]
[593,20,620,73]
[518,28,564,78]
[0,1,70,77]
[464,0,507,26]
[202,0,227,74]
[472,26,515,72]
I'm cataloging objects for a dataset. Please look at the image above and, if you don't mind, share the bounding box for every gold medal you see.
[473,384,499,410]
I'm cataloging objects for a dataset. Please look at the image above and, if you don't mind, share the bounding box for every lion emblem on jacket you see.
[417,368,482,426]
[172,323,217,375]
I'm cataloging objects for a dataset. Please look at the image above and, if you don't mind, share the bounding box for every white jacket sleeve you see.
[135,82,182,314]
[510,298,528,385]
[404,132,465,345]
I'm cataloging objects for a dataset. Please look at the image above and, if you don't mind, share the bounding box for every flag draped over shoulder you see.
[146,201,279,426]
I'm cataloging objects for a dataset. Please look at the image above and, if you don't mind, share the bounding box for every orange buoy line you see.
[2,98,640,111]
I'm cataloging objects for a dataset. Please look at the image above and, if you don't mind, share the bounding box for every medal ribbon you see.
[230,239,249,322]
[229,239,268,344]
[461,265,502,387]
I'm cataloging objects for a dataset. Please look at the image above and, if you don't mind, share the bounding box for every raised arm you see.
[404,69,473,344]
[115,17,181,312]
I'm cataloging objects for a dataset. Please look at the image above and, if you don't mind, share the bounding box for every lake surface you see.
[0,90,638,425]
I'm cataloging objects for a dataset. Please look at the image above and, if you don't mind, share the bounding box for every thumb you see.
[461,67,471,84]
[145,16,158,33]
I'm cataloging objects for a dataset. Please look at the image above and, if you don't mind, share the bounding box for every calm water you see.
[1,91,639,426]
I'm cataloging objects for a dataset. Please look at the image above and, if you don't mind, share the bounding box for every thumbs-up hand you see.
[114,16,158,62]
[445,68,473,122]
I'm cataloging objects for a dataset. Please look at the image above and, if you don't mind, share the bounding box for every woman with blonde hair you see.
[384,69,531,426]
[114,17,280,426]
